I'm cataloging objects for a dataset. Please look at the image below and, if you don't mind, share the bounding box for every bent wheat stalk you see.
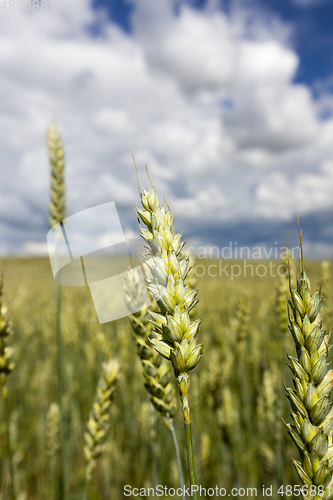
[284,230,333,498]
[136,183,203,499]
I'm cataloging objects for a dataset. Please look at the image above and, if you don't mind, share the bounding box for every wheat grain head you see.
[84,359,120,481]
[47,122,65,228]
[284,237,333,495]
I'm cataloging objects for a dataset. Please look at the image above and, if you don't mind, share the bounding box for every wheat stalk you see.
[123,267,185,498]
[83,359,120,500]
[0,272,15,500]
[284,229,333,498]
[46,121,68,500]
[136,183,203,499]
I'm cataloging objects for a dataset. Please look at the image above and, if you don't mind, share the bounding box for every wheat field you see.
[0,254,331,499]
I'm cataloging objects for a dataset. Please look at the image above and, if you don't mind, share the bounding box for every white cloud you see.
[149,6,235,91]
[255,160,333,219]
[239,40,298,84]
[0,0,333,254]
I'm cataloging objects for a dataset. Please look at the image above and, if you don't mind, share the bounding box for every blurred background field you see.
[1,256,332,499]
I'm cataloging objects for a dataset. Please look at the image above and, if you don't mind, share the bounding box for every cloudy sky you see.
[1,0,333,256]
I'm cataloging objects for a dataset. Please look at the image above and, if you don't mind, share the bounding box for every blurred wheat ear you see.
[46,122,68,499]
[83,359,120,500]
[0,272,16,500]
[47,122,65,227]
[47,402,60,497]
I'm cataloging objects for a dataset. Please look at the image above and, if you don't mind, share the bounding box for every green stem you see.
[3,385,15,500]
[82,475,91,500]
[184,421,197,500]
[49,458,56,500]
[55,229,68,500]
[167,417,186,500]
[151,411,158,499]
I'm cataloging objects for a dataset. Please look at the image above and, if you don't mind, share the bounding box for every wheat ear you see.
[47,402,60,496]
[47,121,68,500]
[0,272,15,500]
[47,402,60,461]
[276,273,289,336]
[123,268,185,498]
[124,268,177,418]
[47,122,65,227]
[137,184,203,499]
[83,359,120,500]
[284,231,333,497]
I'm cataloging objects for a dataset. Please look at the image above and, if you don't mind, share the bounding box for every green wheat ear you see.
[47,122,66,227]
[123,267,177,418]
[83,359,120,489]
[284,226,333,497]
[47,402,60,463]
[136,183,203,500]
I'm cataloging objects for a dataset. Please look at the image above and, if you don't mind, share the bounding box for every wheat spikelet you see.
[124,268,176,418]
[47,122,65,228]
[284,234,333,496]
[84,359,120,482]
